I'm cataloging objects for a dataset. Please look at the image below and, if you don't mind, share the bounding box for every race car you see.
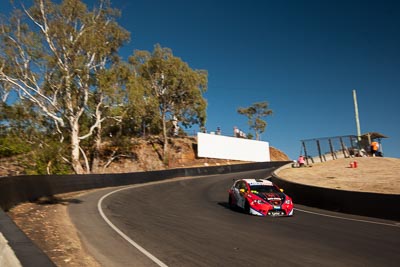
[228,178,294,217]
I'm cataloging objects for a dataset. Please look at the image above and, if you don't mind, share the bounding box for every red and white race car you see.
[228,178,294,217]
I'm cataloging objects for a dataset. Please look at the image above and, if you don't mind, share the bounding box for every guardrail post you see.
[316,140,323,162]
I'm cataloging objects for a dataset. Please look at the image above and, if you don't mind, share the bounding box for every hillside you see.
[0,136,289,176]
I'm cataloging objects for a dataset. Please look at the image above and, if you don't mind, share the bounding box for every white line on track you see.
[97,176,204,267]
[98,184,169,267]
[295,208,400,227]
[97,176,399,267]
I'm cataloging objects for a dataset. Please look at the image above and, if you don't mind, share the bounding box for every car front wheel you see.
[228,195,234,209]
[244,201,250,214]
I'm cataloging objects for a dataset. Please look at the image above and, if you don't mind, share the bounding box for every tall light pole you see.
[353,89,361,141]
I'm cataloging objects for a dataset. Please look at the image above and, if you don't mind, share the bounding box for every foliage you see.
[237,101,273,140]
[129,44,208,129]
[0,0,130,174]
[0,102,45,157]
[24,140,71,175]
[0,134,32,157]
[0,2,208,173]
[129,44,208,161]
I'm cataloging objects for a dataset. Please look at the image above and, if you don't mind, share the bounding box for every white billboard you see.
[197,132,270,162]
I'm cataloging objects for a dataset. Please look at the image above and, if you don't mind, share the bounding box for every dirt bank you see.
[277,157,400,194]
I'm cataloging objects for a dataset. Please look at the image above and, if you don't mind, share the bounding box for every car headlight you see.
[285,199,292,204]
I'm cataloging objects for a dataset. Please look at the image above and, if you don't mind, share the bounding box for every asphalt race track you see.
[69,169,400,267]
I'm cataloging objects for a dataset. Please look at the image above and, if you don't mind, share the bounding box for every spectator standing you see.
[370,141,379,157]
[234,126,239,137]
[297,155,305,167]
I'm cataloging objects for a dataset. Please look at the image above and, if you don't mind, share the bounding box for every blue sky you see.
[2,0,400,160]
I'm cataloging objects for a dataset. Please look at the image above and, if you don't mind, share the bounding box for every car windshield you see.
[250,185,281,194]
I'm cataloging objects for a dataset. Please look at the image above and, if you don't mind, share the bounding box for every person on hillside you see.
[370,141,380,157]
[297,155,305,167]
[233,126,239,137]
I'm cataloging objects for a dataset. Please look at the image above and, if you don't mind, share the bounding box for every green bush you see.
[0,135,32,157]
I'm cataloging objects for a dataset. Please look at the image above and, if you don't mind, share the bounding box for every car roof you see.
[239,178,274,186]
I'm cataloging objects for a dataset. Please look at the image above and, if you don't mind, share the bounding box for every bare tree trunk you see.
[162,111,168,164]
[90,93,106,173]
[70,120,84,174]
[91,126,102,173]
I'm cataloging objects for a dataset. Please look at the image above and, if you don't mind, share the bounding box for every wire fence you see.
[300,135,361,165]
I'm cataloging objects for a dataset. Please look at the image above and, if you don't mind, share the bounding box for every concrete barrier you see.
[272,164,400,221]
[0,209,55,267]
[0,161,288,211]
[0,232,22,267]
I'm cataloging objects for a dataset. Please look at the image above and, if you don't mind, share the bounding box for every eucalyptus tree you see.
[129,44,207,163]
[0,81,11,103]
[237,101,273,141]
[0,0,129,174]
[87,62,132,173]
[122,70,160,137]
